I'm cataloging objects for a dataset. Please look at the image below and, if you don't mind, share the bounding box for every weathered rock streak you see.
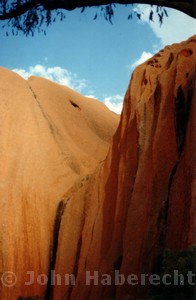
[0,36,195,300]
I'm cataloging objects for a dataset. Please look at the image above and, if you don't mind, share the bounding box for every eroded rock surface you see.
[0,36,195,300]
[54,36,196,300]
[0,70,119,299]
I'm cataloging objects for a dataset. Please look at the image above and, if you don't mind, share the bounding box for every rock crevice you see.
[0,36,195,300]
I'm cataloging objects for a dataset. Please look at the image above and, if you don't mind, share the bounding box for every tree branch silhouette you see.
[0,0,195,35]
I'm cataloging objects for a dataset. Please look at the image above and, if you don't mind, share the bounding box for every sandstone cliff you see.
[53,36,196,300]
[0,70,119,299]
[0,36,195,300]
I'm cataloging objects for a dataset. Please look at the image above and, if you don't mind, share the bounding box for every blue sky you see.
[0,4,195,113]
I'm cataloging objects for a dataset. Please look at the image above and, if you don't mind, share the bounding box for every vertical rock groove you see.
[175,85,191,157]
[27,82,56,135]
[45,200,65,300]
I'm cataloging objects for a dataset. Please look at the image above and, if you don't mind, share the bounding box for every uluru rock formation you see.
[0,36,195,300]
[0,69,119,299]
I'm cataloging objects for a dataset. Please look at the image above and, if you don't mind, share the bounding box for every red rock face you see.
[116,37,196,300]
[0,36,195,300]
[53,36,196,300]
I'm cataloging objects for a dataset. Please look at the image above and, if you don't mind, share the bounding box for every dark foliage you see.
[149,246,196,300]
[0,1,195,35]
[0,0,191,36]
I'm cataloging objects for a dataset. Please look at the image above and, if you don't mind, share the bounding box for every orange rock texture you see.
[0,69,119,299]
[0,36,195,300]
[53,36,196,300]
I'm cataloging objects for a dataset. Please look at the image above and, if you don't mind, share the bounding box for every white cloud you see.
[86,94,97,99]
[104,94,124,115]
[131,51,153,69]
[13,68,30,79]
[13,64,87,92]
[13,65,124,114]
[134,5,196,46]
